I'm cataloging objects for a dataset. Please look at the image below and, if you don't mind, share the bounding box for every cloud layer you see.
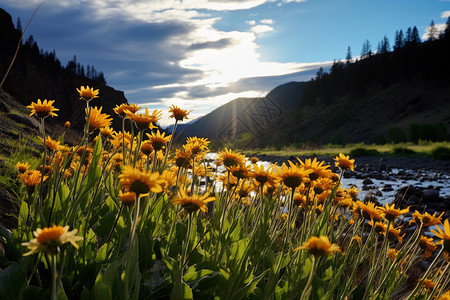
[3,0,327,126]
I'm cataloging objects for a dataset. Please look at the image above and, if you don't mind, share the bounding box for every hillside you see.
[0,8,127,134]
[177,26,450,148]
[176,82,306,147]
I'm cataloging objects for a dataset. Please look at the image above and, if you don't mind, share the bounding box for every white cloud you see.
[281,0,306,3]
[5,0,319,124]
[251,24,274,34]
[441,11,450,19]
[260,18,273,24]
[421,23,447,40]
[6,0,275,12]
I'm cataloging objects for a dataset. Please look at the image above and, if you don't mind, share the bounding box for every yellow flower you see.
[64,121,71,128]
[77,85,99,100]
[387,225,405,243]
[19,170,47,189]
[119,166,164,195]
[16,162,31,173]
[410,211,443,228]
[439,290,450,300]
[431,219,450,260]
[114,103,141,117]
[172,188,215,213]
[119,190,136,206]
[236,181,255,199]
[27,99,59,118]
[382,203,409,222]
[227,164,250,180]
[347,186,360,200]
[274,160,312,189]
[419,236,437,258]
[352,235,362,248]
[250,163,277,186]
[294,236,341,257]
[183,137,210,156]
[38,136,60,151]
[127,107,161,131]
[357,201,385,221]
[140,140,154,156]
[297,157,332,181]
[146,130,171,151]
[175,149,191,168]
[100,127,115,138]
[160,170,177,193]
[216,148,246,168]
[250,157,259,164]
[368,220,387,235]
[87,106,112,131]
[21,225,83,255]
[312,177,334,195]
[422,279,435,293]
[168,105,192,122]
[334,153,355,171]
[387,249,398,260]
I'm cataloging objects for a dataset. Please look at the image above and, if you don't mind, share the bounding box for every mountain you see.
[175,81,306,148]
[177,28,450,148]
[0,8,127,134]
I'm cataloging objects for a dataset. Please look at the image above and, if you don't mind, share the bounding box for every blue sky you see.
[1,0,449,127]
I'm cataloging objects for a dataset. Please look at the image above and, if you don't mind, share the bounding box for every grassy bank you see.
[241,141,450,159]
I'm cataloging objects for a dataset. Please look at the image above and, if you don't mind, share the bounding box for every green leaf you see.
[183,269,214,282]
[94,260,121,300]
[170,280,193,300]
[96,243,109,263]
[18,200,28,228]
[233,269,269,299]
[0,263,26,299]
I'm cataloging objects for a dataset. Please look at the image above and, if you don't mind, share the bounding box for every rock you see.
[362,184,373,191]
[0,188,18,229]
[362,178,373,185]
[0,101,10,113]
[7,113,39,128]
[382,185,394,192]
[394,186,423,205]
[422,189,440,202]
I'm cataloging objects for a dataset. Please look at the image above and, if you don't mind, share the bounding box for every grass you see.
[1,90,449,299]
[241,141,450,159]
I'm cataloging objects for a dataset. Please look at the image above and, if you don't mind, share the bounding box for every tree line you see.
[16,17,106,85]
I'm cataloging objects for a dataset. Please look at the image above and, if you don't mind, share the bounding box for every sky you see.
[1,0,449,127]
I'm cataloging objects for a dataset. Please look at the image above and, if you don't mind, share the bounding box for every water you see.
[205,153,450,205]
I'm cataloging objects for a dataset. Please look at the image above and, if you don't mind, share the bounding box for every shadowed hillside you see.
[0,8,127,134]
[176,82,306,148]
[177,22,450,148]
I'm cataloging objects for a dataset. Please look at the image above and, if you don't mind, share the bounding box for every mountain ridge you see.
[177,28,450,148]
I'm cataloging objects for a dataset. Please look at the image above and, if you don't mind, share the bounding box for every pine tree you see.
[345,46,352,63]
[411,26,421,44]
[405,27,412,43]
[394,30,404,50]
[443,17,450,39]
[315,67,324,80]
[380,35,390,53]
[16,17,22,33]
[428,20,437,41]
[361,40,371,59]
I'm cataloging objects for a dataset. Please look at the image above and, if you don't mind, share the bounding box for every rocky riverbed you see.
[252,154,450,221]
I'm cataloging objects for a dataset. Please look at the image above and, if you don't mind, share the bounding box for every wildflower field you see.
[1,86,449,300]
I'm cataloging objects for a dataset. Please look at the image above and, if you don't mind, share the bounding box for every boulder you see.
[422,189,440,203]
[7,113,39,128]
